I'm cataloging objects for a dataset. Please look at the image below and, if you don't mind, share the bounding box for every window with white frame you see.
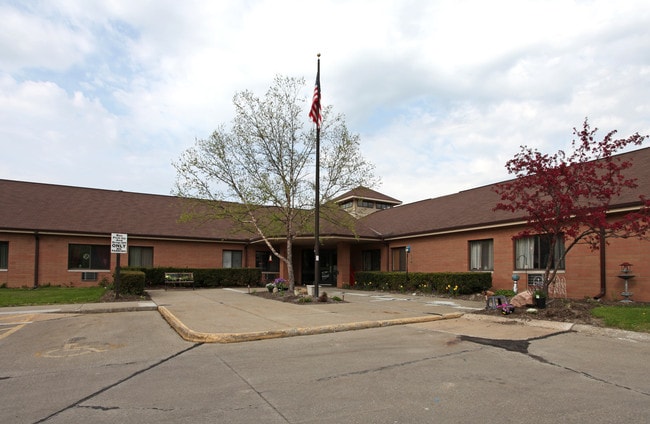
[129,246,153,267]
[469,239,493,271]
[515,234,565,270]
[223,250,243,268]
[68,244,110,270]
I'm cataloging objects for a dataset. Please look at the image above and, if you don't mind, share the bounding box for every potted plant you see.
[533,289,547,309]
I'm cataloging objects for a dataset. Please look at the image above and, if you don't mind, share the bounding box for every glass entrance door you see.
[301,249,337,285]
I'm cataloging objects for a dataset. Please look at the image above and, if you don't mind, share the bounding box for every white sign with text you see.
[111,233,128,254]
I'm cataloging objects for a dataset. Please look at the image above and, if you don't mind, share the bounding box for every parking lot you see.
[1,301,649,423]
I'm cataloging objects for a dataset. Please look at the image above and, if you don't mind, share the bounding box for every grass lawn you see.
[0,286,107,307]
[592,305,650,333]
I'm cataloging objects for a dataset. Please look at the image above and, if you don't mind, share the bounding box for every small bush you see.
[493,289,516,298]
[354,271,491,294]
[115,271,145,295]
[122,267,262,288]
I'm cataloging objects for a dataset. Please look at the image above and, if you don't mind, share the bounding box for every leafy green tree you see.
[174,75,377,290]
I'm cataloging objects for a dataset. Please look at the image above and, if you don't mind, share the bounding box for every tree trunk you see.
[286,236,295,292]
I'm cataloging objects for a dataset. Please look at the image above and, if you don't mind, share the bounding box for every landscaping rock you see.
[510,291,533,307]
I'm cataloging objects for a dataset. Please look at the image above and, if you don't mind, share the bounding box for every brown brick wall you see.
[0,233,251,288]
[381,225,650,302]
[2,225,648,301]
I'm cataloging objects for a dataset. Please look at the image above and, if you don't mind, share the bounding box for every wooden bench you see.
[164,272,194,290]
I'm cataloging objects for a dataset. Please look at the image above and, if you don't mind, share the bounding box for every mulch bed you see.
[472,297,625,327]
[250,289,345,304]
[100,290,151,303]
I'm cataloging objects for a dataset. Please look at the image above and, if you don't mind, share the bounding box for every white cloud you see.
[1,0,649,203]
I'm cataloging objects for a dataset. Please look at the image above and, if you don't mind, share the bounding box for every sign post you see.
[111,233,128,299]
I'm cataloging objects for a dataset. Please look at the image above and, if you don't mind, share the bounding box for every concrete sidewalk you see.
[5,287,647,344]
[148,287,486,343]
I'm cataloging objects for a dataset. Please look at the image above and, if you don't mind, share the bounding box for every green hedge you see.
[353,271,491,294]
[121,267,263,288]
[116,271,146,295]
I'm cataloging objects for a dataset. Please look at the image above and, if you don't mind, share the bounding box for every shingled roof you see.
[360,146,650,239]
[0,180,377,241]
[2,147,648,242]
[333,186,402,205]
[0,181,251,241]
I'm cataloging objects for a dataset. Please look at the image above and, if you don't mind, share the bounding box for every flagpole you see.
[313,53,321,298]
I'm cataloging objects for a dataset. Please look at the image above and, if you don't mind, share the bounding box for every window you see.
[68,244,110,270]
[223,250,243,268]
[359,199,374,208]
[391,247,407,271]
[515,234,565,270]
[362,249,381,271]
[0,242,7,269]
[376,202,391,210]
[469,239,493,271]
[340,201,353,209]
[129,246,153,267]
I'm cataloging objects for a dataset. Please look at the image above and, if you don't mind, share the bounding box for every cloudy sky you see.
[2,0,649,204]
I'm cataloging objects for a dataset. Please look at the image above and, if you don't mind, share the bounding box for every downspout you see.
[33,232,40,288]
[594,228,606,299]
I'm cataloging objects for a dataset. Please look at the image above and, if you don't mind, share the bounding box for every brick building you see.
[1,148,648,301]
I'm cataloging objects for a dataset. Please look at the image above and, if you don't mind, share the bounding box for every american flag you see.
[309,66,322,128]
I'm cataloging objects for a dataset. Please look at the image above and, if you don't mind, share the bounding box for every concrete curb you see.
[0,301,158,315]
[463,313,650,342]
[158,306,464,344]
[463,313,574,331]
[74,302,159,313]
[571,323,650,342]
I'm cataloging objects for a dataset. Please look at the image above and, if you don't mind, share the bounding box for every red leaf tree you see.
[493,119,650,295]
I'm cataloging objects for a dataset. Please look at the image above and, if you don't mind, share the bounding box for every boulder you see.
[510,291,533,308]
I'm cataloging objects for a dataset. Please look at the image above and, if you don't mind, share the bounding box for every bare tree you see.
[173,75,377,290]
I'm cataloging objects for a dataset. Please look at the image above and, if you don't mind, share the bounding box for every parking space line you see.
[0,314,35,340]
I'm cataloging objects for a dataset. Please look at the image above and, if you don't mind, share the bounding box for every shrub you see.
[354,271,491,294]
[493,289,516,298]
[122,267,262,288]
[116,271,145,295]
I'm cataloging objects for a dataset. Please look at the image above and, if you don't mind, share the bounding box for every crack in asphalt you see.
[77,405,120,411]
[214,353,291,423]
[316,348,478,382]
[460,332,650,397]
[32,343,203,424]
